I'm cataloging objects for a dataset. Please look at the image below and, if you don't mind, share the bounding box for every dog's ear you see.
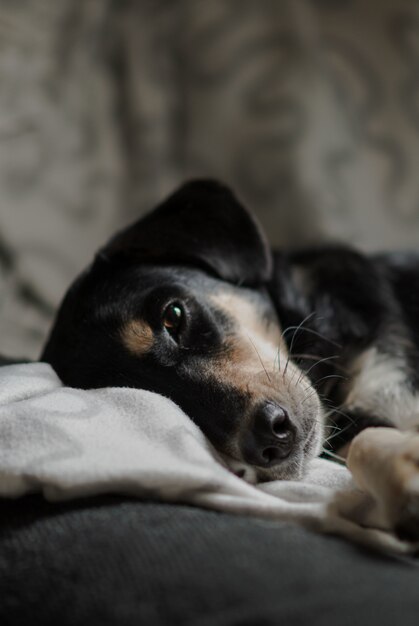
[98,179,272,285]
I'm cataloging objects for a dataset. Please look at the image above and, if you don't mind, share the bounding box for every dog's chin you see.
[226,454,309,485]
[254,453,310,483]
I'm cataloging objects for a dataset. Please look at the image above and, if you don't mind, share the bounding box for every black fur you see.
[100,179,272,285]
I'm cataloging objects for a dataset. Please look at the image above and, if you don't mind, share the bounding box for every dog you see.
[41,179,419,540]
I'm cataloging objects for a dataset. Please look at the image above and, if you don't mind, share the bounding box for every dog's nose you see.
[240,402,295,467]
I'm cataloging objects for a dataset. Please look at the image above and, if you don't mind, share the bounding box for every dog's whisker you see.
[280,312,317,342]
[290,352,326,361]
[282,312,328,381]
[321,448,346,463]
[282,318,342,349]
[301,387,320,405]
[289,364,300,385]
[310,373,347,388]
[246,335,271,383]
[323,404,358,427]
[302,355,341,378]
[322,423,342,433]
[273,348,281,375]
[324,420,354,444]
[299,380,318,403]
[294,356,341,390]
[290,353,349,374]
[286,312,317,354]
[283,353,290,379]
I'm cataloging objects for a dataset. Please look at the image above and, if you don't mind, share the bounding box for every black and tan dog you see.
[42,180,419,539]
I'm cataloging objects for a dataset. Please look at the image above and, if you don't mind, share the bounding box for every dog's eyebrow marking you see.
[210,291,287,361]
[121,319,154,355]
[209,290,290,391]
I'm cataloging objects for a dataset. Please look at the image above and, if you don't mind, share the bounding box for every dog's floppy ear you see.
[98,179,272,285]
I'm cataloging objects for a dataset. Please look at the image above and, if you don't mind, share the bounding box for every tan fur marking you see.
[211,291,287,360]
[121,319,154,355]
[209,291,313,413]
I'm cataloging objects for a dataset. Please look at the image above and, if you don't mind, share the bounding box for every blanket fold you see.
[0,363,414,554]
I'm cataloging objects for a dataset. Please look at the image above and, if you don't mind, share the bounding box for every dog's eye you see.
[162,303,183,336]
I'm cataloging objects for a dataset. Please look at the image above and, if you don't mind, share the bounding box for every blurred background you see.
[1,0,419,359]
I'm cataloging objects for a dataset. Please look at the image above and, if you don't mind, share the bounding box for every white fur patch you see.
[346,347,419,430]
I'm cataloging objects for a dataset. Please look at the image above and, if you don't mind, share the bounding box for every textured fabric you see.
[2,0,419,358]
[1,496,419,626]
[0,361,414,553]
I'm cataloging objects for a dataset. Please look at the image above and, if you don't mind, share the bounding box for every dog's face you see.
[42,181,323,482]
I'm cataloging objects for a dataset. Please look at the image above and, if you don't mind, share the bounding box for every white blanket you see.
[0,362,413,554]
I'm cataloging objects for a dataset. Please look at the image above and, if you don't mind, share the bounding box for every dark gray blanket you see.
[1,496,418,626]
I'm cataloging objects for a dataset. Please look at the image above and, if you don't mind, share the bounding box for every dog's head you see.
[42,180,323,482]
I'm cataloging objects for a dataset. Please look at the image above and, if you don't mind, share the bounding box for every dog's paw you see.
[347,427,419,541]
[390,440,419,540]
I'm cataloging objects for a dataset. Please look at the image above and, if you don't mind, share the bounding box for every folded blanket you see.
[0,363,413,553]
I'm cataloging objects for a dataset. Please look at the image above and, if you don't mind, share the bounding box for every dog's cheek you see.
[162,358,249,446]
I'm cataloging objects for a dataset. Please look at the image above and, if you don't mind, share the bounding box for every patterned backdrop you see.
[1,0,419,358]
